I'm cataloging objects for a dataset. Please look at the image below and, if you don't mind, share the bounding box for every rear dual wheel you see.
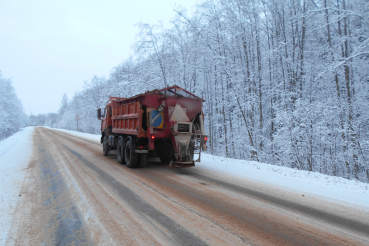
[125,137,138,168]
[116,138,125,164]
[116,136,147,168]
[138,154,147,168]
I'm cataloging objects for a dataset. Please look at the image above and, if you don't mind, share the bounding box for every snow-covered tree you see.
[0,71,27,140]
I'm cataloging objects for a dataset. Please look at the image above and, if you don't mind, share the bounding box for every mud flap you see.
[169,161,195,168]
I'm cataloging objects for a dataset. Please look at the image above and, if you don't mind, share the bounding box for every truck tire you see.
[103,135,109,156]
[125,137,138,168]
[138,154,147,168]
[116,138,125,164]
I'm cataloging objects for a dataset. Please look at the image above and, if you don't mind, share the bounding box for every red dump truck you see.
[97,85,207,168]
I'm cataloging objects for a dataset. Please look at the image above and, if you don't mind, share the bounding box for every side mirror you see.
[97,109,101,120]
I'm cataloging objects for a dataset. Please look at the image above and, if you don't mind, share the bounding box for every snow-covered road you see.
[51,127,369,209]
[1,127,368,245]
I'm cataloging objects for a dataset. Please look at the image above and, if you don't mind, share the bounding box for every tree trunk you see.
[342,0,359,180]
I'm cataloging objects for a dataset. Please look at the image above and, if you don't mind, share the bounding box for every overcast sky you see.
[0,0,199,115]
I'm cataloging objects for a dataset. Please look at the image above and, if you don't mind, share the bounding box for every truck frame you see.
[97,85,207,168]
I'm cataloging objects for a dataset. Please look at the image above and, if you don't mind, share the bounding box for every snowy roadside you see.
[199,155,369,209]
[0,127,34,244]
[49,127,369,209]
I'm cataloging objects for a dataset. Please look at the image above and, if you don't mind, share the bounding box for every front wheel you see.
[125,138,138,168]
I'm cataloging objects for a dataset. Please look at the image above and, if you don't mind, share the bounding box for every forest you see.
[21,0,369,182]
[0,72,27,140]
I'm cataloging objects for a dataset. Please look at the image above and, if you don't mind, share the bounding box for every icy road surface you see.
[1,127,369,245]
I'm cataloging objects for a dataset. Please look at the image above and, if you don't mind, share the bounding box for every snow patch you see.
[198,154,369,208]
[46,127,101,142]
[0,127,34,244]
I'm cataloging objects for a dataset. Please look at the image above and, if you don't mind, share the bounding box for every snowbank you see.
[0,127,34,244]
[199,154,369,208]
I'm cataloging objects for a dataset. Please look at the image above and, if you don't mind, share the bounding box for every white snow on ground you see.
[49,127,369,209]
[0,127,34,245]
[199,155,369,208]
[47,127,102,142]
